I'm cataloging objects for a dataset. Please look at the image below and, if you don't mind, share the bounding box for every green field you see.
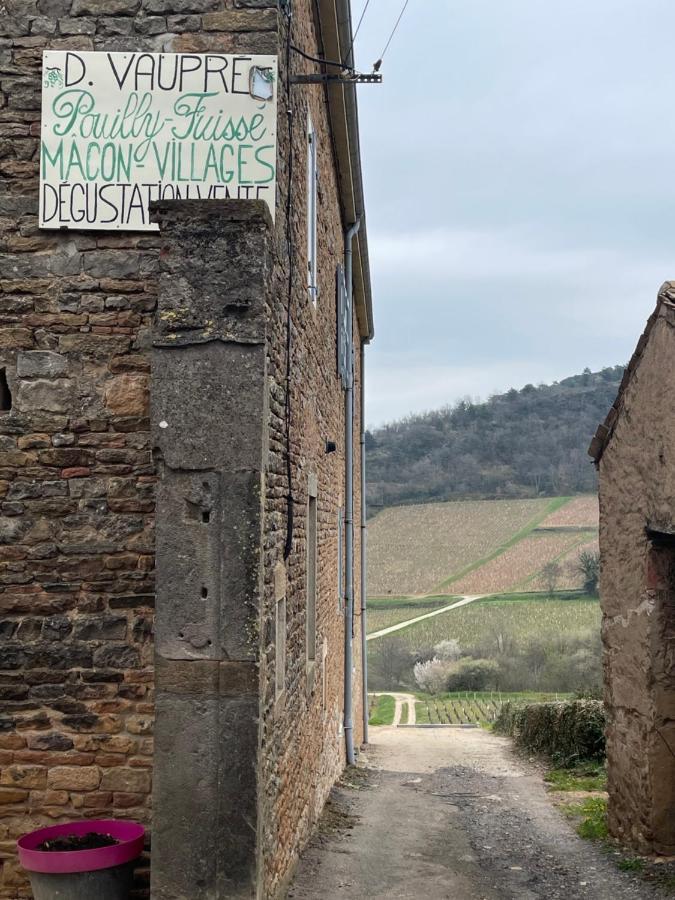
[367,595,453,633]
[369,595,600,651]
[368,694,396,726]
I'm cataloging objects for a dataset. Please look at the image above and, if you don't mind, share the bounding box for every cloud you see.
[371,227,623,280]
[354,0,675,423]
[365,358,594,428]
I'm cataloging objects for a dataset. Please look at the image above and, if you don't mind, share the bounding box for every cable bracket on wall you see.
[290,73,382,85]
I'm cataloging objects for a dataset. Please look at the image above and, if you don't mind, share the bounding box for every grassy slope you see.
[367,595,454,633]
[368,694,396,726]
[368,595,600,649]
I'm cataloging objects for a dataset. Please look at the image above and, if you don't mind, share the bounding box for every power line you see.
[291,44,354,72]
[374,0,411,70]
[344,0,372,65]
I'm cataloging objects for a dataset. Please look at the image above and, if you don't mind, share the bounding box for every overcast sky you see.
[354,0,675,426]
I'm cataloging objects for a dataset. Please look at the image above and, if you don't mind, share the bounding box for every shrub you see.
[494,699,605,765]
[577,550,600,595]
[446,658,499,691]
[434,639,462,661]
[368,638,415,690]
[413,657,451,694]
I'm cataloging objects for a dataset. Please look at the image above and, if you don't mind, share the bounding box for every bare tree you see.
[542,561,562,597]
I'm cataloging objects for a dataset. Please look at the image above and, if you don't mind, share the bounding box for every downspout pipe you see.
[359,339,368,745]
[344,217,360,766]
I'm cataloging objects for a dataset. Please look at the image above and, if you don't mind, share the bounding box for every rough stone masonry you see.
[0,0,371,897]
[590,283,675,858]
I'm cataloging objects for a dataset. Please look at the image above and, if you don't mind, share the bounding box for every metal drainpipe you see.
[359,339,369,745]
[344,218,360,766]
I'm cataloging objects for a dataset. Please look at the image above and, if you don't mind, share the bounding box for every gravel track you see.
[289,727,664,900]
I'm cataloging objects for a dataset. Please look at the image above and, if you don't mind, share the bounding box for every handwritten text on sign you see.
[39,51,278,230]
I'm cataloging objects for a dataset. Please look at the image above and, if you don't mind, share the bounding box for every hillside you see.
[366,365,622,510]
[367,494,598,599]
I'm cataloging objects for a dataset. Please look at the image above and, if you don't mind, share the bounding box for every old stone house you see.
[589,282,675,857]
[0,1,373,897]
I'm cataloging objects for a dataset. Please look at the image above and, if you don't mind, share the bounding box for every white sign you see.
[39,51,278,231]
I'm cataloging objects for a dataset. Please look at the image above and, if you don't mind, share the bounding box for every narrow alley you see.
[289,725,665,900]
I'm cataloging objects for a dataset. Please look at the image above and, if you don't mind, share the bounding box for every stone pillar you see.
[149,201,272,899]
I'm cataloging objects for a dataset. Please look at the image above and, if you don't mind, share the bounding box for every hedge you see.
[494,700,606,765]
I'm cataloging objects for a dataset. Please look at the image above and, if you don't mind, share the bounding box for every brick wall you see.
[257,3,364,894]
[0,0,367,895]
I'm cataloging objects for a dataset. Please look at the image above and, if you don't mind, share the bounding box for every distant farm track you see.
[366,595,486,641]
[367,495,598,599]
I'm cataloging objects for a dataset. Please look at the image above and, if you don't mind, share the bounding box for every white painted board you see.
[39,50,278,231]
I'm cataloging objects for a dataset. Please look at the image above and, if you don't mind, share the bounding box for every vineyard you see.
[368,595,600,650]
[366,692,570,726]
[415,692,569,725]
[415,693,503,725]
[367,494,599,600]
[443,530,596,595]
[367,497,556,597]
[366,596,453,633]
[537,495,598,528]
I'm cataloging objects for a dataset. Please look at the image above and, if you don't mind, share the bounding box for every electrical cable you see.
[283,6,295,561]
[343,0,372,66]
[373,0,411,70]
[290,44,354,72]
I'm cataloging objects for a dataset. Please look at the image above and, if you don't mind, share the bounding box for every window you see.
[0,369,11,412]
[307,114,318,303]
[307,477,318,665]
[336,265,351,388]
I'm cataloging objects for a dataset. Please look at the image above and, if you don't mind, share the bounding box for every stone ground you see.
[289,725,671,900]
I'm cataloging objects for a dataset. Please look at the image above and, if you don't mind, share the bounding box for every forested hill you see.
[366,366,623,510]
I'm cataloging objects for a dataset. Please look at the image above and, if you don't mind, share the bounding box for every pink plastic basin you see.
[17,819,145,875]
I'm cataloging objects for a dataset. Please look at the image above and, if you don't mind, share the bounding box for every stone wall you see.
[150,200,270,899]
[0,197,158,898]
[0,0,366,895]
[597,288,675,856]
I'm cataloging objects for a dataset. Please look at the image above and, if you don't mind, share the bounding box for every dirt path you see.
[289,727,663,900]
[367,595,487,641]
[392,693,416,727]
[370,693,417,727]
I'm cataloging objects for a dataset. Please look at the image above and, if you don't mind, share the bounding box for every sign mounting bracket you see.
[290,73,382,85]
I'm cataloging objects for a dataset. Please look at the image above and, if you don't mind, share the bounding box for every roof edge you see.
[588,281,675,464]
[317,0,374,342]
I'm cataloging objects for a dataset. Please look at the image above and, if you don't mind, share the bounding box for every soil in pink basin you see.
[18,819,144,874]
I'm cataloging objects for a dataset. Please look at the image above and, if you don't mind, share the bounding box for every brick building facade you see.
[589,282,675,857]
[0,1,373,897]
